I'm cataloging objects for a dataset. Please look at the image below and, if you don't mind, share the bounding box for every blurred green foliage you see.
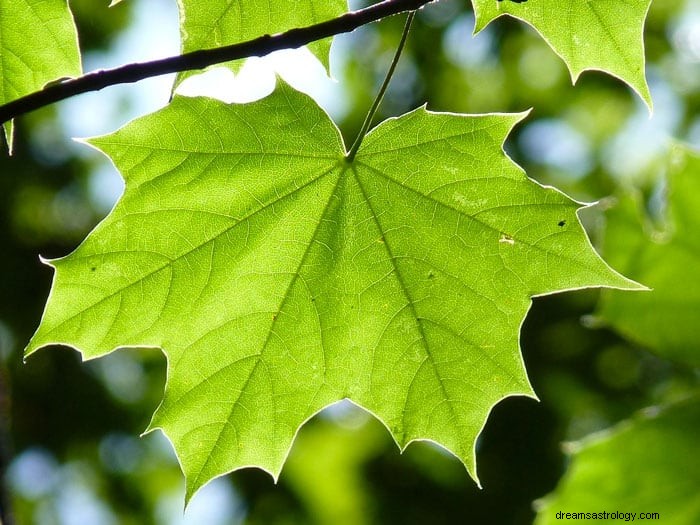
[535,397,700,524]
[1,0,698,523]
[597,145,700,368]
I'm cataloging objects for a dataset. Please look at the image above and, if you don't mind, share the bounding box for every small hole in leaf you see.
[428,271,435,280]
[558,220,566,227]
[90,267,96,272]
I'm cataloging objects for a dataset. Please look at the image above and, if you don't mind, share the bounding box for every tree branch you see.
[0,0,433,125]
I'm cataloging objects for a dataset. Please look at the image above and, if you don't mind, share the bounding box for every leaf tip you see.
[22,342,40,362]
[627,76,653,115]
[510,108,532,130]
[602,272,648,292]
[571,68,653,115]
[73,136,104,154]
[641,92,654,117]
[471,3,494,35]
[38,254,58,268]
[3,121,14,155]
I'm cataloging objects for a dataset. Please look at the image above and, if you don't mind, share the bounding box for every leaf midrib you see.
[189,165,346,489]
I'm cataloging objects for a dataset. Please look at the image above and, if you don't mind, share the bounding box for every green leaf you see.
[175,0,347,85]
[26,85,640,500]
[596,145,700,368]
[472,0,652,108]
[535,396,700,524]
[0,0,82,149]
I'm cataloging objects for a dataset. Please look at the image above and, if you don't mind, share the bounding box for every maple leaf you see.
[596,144,700,368]
[26,84,640,499]
[472,0,652,107]
[0,0,81,149]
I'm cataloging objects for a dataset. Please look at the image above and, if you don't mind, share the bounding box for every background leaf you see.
[26,85,640,499]
[471,0,652,107]
[596,144,700,368]
[175,0,347,85]
[0,0,82,149]
[535,396,700,524]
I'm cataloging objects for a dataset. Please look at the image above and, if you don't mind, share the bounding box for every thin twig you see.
[346,11,415,161]
[0,0,433,125]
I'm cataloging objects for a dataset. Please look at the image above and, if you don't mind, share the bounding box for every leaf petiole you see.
[346,10,415,162]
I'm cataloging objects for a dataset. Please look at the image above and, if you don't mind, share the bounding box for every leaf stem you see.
[0,0,431,126]
[346,11,416,162]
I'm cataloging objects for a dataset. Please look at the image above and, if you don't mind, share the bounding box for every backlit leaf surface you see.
[535,397,700,524]
[596,145,700,367]
[26,85,639,499]
[472,0,652,107]
[0,0,81,148]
